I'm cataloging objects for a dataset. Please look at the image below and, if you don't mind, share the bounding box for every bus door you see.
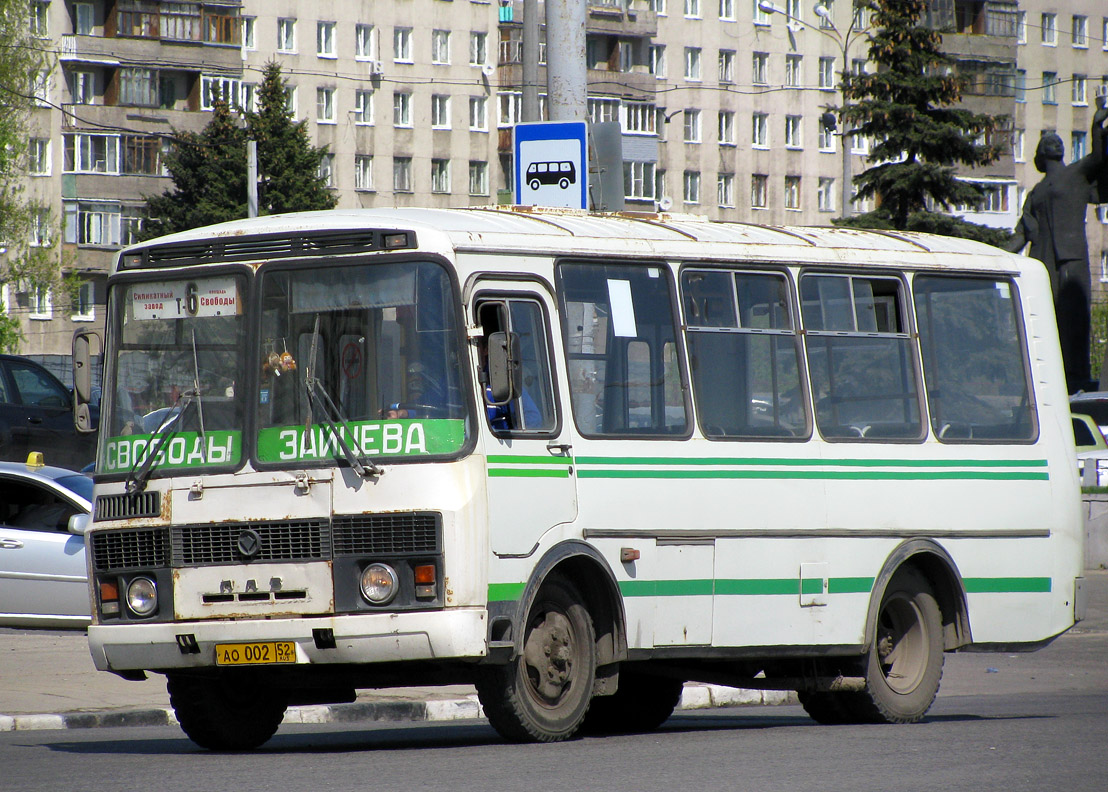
[472,284,577,557]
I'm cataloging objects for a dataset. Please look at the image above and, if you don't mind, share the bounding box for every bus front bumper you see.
[88,608,488,673]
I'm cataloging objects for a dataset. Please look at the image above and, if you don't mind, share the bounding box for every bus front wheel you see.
[477,577,596,742]
[167,673,288,751]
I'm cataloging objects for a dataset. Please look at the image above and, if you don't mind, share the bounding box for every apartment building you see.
[7,0,1108,363]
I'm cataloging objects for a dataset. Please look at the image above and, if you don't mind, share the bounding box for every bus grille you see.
[94,491,161,522]
[172,519,331,565]
[91,528,170,571]
[333,513,440,555]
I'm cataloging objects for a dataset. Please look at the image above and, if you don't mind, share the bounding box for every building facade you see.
[7,0,1108,365]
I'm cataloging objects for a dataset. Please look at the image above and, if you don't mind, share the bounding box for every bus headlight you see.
[126,577,158,616]
[360,563,398,605]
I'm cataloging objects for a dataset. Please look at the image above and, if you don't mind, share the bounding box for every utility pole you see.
[247,140,258,218]
[522,0,540,121]
[544,0,587,121]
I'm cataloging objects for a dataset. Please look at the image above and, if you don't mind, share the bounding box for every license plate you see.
[215,641,297,666]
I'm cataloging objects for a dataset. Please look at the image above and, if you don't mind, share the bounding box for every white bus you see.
[73,207,1085,750]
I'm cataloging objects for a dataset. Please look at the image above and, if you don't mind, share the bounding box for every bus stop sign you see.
[513,121,588,209]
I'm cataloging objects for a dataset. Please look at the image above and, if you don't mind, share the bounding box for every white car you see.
[0,456,92,628]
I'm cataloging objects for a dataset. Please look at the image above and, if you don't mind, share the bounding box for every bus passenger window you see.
[801,274,923,441]
[558,262,688,437]
[682,269,807,439]
[914,276,1035,442]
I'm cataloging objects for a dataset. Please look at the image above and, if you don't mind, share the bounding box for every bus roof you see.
[118,206,1023,273]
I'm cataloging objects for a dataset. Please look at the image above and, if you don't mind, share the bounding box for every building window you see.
[752,52,768,85]
[31,69,49,106]
[1014,69,1026,102]
[684,0,700,18]
[1042,72,1056,104]
[201,75,241,110]
[752,113,768,148]
[624,101,656,134]
[1072,131,1087,161]
[499,91,522,126]
[431,94,451,129]
[819,57,835,89]
[1016,11,1026,43]
[819,116,836,151]
[718,110,735,145]
[784,175,801,210]
[1072,15,1087,47]
[431,159,451,193]
[751,174,767,208]
[311,22,334,58]
[30,208,50,247]
[785,115,802,148]
[318,154,334,187]
[719,0,734,21]
[717,172,734,207]
[1041,13,1056,45]
[469,161,489,196]
[29,286,51,320]
[71,70,95,104]
[469,96,488,130]
[393,92,412,126]
[785,55,802,88]
[356,24,377,59]
[65,133,120,174]
[122,134,162,174]
[432,29,451,64]
[651,0,666,14]
[818,177,835,212]
[684,47,701,81]
[354,90,374,124]
[277,18,296,52]
[623,161,657,200]
[242,17,256,49]
[719,50,735,84]
[650,45,666,78]
[63,201,122,246]
[28,138,50,175]
[683,109,701,143]
[31,2,49,37]
[588,98,619,124]
[75,3,94,35]
[316,87,335,123]
[1012,129,1024,162]
[240,83,257,112]
[470,31,488,65]
[394,27,413,62]
[753,0,770,25]
[285,85,297,117]
[683,171,701,204]
[72,282,95,321]
[393,157,412,192]
[1073,75,1087,105]
[354,155,374,191]
[818,0,833,28]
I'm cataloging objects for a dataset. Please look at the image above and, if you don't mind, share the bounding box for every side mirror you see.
[68,513,91,536]
[487,331,522,405]
[72,330,100,434]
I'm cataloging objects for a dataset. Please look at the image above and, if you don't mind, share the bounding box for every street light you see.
[758,1,870,219]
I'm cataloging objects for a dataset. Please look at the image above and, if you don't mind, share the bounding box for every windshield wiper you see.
[189,329,207,464]
[303,315,383,478]
[124,390,195,494]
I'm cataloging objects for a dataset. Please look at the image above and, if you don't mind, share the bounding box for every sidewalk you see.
[3,570,1104,734]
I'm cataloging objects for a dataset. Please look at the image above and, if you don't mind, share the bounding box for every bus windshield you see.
[103,274,247,476]
[255,259,468,464]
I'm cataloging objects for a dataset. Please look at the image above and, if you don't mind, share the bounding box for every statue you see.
[1007,98,1108,393]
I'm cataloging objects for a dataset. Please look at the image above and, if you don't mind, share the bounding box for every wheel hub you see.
[522,611,575,703]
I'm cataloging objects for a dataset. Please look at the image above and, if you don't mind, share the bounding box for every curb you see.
[0,684,795,734]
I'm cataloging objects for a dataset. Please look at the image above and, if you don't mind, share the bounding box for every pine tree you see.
[838,0,1005,237]
[140,98,248,239]
[245,62,337,215]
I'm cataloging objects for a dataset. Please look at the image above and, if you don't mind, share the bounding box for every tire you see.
[853,568,944,723]
[581,669,684,734]
[477,577,597,742]
[167,673,288,751]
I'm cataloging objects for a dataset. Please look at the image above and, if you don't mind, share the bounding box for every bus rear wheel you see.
[581,668,684,734]
[477,577,596,742]
[167,673,288,751]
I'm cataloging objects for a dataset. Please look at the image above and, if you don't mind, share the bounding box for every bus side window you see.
[477,298,557,434]
[802,273,923,441]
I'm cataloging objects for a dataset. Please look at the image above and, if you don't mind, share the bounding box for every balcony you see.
[61,33,241,74]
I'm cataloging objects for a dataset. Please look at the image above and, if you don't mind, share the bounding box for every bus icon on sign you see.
[527,161,577,191]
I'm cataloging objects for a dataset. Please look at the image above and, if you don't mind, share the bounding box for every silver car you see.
[0,458,93,628]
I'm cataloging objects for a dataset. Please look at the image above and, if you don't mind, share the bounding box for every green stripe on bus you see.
[576,469,1048,481]
[574,456,1048,468]
[829,577,877,594]
[488,468,573,478]
[488,582,527,602]
[963,577,1052,593]
[620,579,716,597]
[488,455,574,465]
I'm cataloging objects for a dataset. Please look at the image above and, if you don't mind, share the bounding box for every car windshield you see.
[256,259,469,464]
[101,274,246,476]
[54,473,93,502]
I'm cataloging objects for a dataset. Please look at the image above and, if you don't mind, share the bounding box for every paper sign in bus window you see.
[607,279,638,338]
